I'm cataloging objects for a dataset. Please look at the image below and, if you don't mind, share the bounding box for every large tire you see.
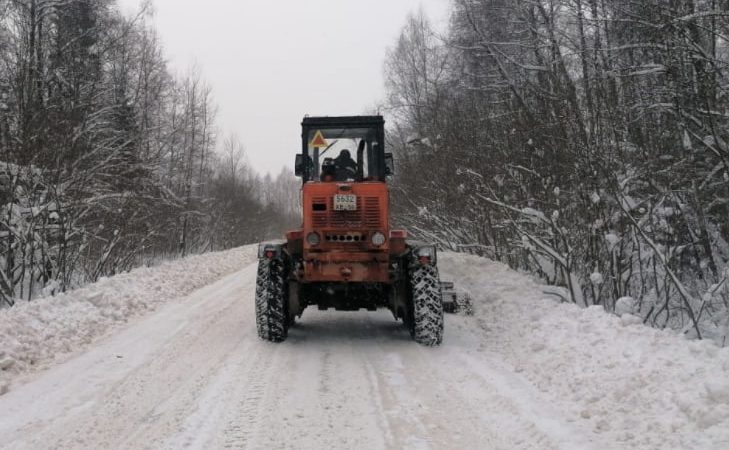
[408,264,444,346]
[255,258,288,342]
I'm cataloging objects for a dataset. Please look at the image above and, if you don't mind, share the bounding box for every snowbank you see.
[440,252,729,450]
[0,245,258,389]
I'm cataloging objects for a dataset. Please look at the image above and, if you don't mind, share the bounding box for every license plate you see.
[333,194,357,211]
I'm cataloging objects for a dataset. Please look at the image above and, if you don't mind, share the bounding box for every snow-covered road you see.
[1,250,728,449]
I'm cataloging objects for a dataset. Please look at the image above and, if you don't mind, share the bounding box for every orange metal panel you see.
[300,181,390,283]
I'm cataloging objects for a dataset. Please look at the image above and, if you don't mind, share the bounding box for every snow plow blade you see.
[440,281,473,315]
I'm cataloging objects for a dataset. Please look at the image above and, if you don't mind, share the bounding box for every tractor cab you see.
[295,116,394,183]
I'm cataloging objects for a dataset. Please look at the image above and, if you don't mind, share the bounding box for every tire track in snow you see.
[117,266,261,450]
[1,266,258,450]
[365,335,513,450]
[245,314,392,450]
[361,312,598,450]
[219,346,277,449]
[365,349,435,449]
[1,254,608,450]
[453,350,597,450]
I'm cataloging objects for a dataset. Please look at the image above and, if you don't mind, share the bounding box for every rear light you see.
[286,230,303,241]
[371,231,386,246]
[413,245,437,266]
[307,232,321,246]
[257,243,281,259]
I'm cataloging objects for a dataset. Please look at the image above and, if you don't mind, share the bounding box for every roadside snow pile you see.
[439,252,729,450]
[0,245,258,389]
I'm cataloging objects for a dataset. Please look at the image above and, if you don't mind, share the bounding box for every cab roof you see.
[301,115,384,128]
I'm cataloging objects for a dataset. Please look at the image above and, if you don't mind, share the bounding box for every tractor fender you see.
[257,240,287,260]
[405,242,438,267]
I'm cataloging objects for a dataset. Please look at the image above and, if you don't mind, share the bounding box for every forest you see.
[385,0,729,342]
[3,0,729,345]
[0,0,298,306]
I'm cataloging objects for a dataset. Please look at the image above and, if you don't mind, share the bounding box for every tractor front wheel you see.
[255,258,288,342]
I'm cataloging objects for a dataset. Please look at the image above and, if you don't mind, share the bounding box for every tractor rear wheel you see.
[408,263,444,346]
[255,258,288,342]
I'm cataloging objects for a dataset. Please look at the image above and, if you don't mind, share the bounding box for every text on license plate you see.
[333,194,357,211]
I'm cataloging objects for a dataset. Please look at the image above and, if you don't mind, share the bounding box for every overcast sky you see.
[117,0,449,176]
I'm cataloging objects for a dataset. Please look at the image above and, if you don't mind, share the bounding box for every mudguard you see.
[257,240,286,260]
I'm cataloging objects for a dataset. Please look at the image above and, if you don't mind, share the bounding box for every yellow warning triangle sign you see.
[310,130,328,148]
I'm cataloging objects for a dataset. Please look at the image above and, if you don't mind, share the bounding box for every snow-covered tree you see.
[386,0,729,342]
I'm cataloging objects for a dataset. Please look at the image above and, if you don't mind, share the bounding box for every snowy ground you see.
[0,245,258,390]
[1,250,728,449]
[439,253,729,450]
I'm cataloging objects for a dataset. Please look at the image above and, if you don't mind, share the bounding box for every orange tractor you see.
[255,116,444,345]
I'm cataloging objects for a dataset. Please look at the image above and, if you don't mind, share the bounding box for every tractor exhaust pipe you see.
[356,139,366,181]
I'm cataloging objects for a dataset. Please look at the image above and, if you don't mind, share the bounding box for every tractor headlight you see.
[371,231,386,246]
[306,232,321,246]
